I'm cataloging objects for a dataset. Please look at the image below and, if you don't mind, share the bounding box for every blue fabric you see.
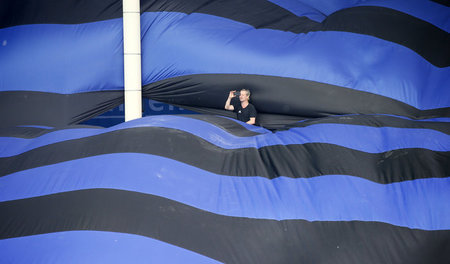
[1,153,449,230]
[0,231,220,264]
[1,116,449,158]
[0,20,124,94]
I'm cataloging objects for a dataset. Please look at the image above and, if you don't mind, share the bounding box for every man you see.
[224,89,257,125]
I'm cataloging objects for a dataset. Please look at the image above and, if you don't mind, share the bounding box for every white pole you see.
[123,0,142,121]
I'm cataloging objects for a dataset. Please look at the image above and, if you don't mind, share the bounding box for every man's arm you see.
[246,117,256,125]
[225,91,236,111]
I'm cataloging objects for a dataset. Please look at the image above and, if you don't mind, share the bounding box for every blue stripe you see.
[0,20,124,94]
[1,13,448,109]
[0,231,220,264]
[0,153,448,230]
[1,116,449,157]
[140,12,450,110]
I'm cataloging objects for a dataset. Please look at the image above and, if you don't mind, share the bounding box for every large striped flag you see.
[0,0,449,263]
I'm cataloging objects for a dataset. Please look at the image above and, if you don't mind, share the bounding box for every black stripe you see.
[0,91,123,128]
[282,114,450,135]
[431,0,450,7]
[0,0,316,29]
[0,125,102,139]
[0,126,53,138]
[1,1,447,67]
[0,126,448,184]
[143,74,450,121]
[1,189,449,264]
[320,6,450,67]
[0,0,123,28]
[179,114,265,137]
[2,73,448,129]
[172,105,450,134]
[141,0,318,33]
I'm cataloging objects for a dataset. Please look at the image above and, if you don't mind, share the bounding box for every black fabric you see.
[282,114,450,135]
[1,125,448,183]
[176,105,307,131]
[232,99,257,123]
[1,189,449,264]
[3,73,447,129]
[0,0,123,28]
[0,91,123,128]
[0,126,54,138]
[0,125,102,139]
[179,114,265,137]
[431,0,450,7]
[142,74,450,127]
[0,0,316,30]
[320,6,450,67]
[1,1,447,67]
[255,112,307,130]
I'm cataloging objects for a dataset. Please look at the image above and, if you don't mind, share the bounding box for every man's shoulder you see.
[248,103,256,111]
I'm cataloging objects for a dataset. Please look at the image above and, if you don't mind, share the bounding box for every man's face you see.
[239,90,249,102]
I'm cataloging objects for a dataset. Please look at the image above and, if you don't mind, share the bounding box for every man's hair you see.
[241,89,251,97]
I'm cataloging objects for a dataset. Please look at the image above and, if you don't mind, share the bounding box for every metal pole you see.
[123,0,142,121]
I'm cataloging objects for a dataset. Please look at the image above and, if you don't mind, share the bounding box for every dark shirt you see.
[232,100,257,123]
